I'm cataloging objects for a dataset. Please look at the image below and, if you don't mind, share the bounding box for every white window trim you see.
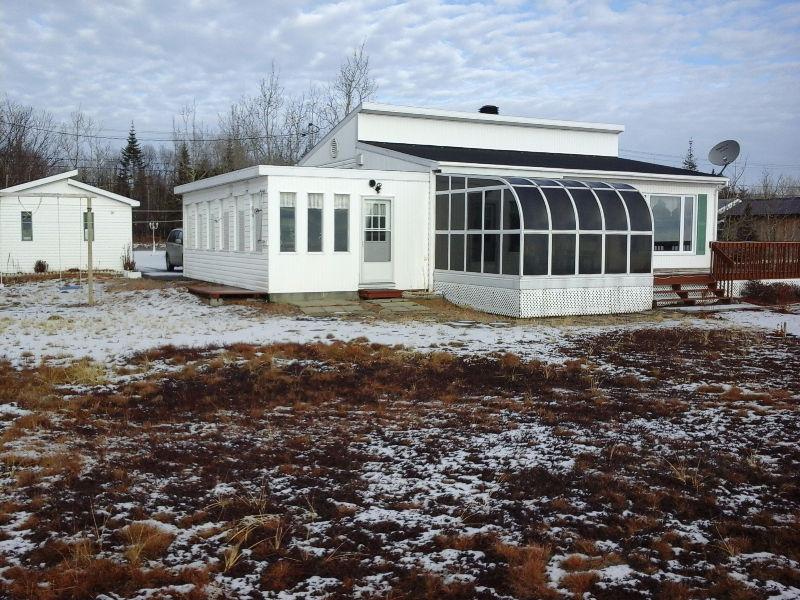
[646,193,696,255]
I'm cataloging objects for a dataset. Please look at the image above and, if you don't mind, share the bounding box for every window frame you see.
[21,211,33,242]
[647,193,696,254]
[333,194,350,253]
[307,192,324,253]
[279,192,297,253]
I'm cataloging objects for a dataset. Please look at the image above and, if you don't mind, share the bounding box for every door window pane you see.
[450,193,465,230]
[467,192,482,230]
[502,234,521,275]
[523,234,548,275]
[579,234,602,274]
[502,190,520,229]
[517,187,548,230]
[551,234,576,275]
[650,195,681,251]
[483,234,500,274]
[571,189,602,230]
[596,189,628,230]
[683,197,694,251]
[605,234,628,273]
[435,234,448,270]
[450,234,465,271]
[484,190,501,230]
[543,188,576,230]
[466,234,482,272]
[435,194,449,230]
[334,195,349,252]
[630,235,652,273]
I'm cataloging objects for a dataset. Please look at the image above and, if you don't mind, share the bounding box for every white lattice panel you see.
[436,280,652,318]
[434,281,520,317]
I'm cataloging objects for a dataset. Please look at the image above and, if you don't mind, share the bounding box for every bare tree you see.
[322,41,377,128]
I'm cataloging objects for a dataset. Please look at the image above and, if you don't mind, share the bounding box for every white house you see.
[175,103,727,317]
[0,170,139,274]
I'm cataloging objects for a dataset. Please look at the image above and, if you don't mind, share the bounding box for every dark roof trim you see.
[360,141,722,178]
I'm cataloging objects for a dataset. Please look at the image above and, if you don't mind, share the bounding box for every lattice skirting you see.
[434,281,653,318]
[653,284,721,305]
[728,278,800,298]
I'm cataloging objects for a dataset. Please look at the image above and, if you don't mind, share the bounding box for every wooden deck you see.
[186,284,267,301]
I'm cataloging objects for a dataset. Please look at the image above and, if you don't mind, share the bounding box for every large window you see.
[280,192,296,252]
[21,212,32,241]
[334,194,349,252]
[434,175,653,277]
[649,195,694,252]
[307,193,323,252]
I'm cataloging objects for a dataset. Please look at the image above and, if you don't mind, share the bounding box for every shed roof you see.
[361,141,722,179]
[722,197,800,217]
[0,170,140,207]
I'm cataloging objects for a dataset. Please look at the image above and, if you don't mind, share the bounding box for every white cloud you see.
[0,0,798,179]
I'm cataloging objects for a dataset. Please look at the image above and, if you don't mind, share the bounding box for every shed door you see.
[360,198,394,286]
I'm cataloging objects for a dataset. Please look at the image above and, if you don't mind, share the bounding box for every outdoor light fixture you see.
[369,179,382,194]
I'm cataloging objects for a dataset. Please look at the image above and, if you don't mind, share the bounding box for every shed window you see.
[334,194,349,252]
[307,193,323,252]
[21,211,32,241]
[280,192,296,252]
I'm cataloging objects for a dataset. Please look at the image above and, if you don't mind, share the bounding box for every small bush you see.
[742,280,800,305]
[121,244,136,271]
[33,259,48,274]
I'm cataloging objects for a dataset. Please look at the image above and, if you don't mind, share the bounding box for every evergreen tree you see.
[175,141,192,186]
[115,122,145,196]
[682,138,698,172]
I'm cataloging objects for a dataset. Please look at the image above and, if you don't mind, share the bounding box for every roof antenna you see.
[708,139,741,176]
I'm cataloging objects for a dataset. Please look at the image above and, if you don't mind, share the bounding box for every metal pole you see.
[87,198,94,305]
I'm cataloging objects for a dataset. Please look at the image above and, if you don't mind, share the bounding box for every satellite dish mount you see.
[708,139,741,176]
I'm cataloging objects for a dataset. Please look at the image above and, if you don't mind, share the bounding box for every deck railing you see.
[711,241,800,297]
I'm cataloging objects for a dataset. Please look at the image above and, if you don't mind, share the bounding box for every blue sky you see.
[1,0,799,182]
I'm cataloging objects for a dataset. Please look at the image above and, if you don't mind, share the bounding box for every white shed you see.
[0,170,139,274]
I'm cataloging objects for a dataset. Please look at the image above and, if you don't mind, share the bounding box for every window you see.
[280,192,296,252]
[334,194,349,252]
[649,195,694,252]
[605,235,628,273]
[579,234,602,274]
[542,188,575,230]
[551,234,576,275]
[467,192,482,230]
[517,187,548,230]
[466,234,482,272]
[503,190,520,229]
[484,190,501,230]
[449,234,465,271]
[502,234,521,275]
[483,233,500,274]
[570,188,602,230]
[451,193,466,230]
[595,190,628,230]
[630,235,652,273]
[307,193,323,252]
[21,211,32,241]
[237,210,245,251]
[83,211,94,242]
[435,194,449,230]
[222,211,230,250]
[435,234,448,270]
[523,234,548,275]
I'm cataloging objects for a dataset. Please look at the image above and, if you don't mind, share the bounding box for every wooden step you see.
[359,289,403,300]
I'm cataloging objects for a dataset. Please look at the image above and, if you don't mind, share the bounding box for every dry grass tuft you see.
[121,522,174,564]
[494,542,558,599]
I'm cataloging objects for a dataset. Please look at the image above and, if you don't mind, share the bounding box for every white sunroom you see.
[432,175,654,317]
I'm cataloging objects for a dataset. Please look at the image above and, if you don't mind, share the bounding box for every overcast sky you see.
[1,0,799,182]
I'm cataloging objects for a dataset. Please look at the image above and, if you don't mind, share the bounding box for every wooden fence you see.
[711,241,800,297]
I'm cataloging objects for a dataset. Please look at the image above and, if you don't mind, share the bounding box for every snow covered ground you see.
[132,249,168,272]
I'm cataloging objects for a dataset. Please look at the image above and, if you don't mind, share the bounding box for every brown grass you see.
[121,522,175,564]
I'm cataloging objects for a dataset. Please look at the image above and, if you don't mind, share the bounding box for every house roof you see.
[0,170,140,207]
[361,141,722,179]
[722,197,800,217]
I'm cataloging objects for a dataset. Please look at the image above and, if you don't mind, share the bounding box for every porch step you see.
[653,274,730,308]
[359,288,403,300]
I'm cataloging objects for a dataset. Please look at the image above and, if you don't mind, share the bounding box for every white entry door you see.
[360,197,394,287]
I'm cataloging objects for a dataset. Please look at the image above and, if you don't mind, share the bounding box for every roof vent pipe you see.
[479,105,499,115]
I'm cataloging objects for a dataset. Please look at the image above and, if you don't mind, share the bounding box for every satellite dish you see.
[708,139,740,175]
